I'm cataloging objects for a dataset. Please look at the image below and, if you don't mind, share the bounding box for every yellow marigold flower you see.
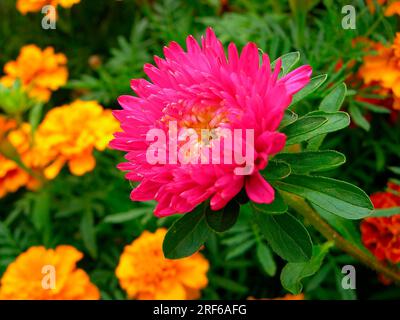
[16,0,80,14]
[116,228,209,300]
[0,245,100,300]
[35,100,120,178]
[385,1,400,16]
[0,44,68,102]
[58,0,80,8]
[358,34,400,110]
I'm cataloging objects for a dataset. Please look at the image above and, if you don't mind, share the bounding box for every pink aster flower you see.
[110,28,312,217]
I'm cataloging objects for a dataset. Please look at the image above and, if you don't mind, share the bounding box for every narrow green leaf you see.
[319,83,347,112]
[282,115,327,144]
[349,104,370,131]
[206,200,240,232]
[28,102,44,133]
[275,175,373,219]
[274,151,346,174]
[256,242,277,276]
[163,205,212,259]
[253,211,313,262]
[31,190,50,232]
[80,210,97,259]
[280,109,299,129]
[370,207,400,217]
[225,238,256,260]
[280,242,333,294]
[285,111,350,145]
[389,166,400,175]
[104,208,148,223]
[209,275,248,294]
[354,100,391,114]
[291,74,327,106]
[307,83,347,150]
[221,231,252,246]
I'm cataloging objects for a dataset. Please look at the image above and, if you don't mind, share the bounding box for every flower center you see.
[161,102,229,145]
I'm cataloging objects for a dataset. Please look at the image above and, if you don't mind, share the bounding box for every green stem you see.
[281,191,400,285]
[364,14,384,38]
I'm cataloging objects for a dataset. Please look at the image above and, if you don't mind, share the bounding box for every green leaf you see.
[389,166,400,175]
[206,200,240,232]
[28,102,44,134]
[313,204,366,250]
[256,242,277,276]
[253,212,313,262]
[31,190,51,245]
[80,210,97,259]
[319,83,347,112]
[251,190,288,214]
[354,100,391,114]
[221,231,252,246]
[31,190,50,233]
[209,275,248,294]
[349,104,370,131]
[370,207,400,217]
[262,160,291,180]
[274,151,346,174]
[225,238,256,260]
[104,208,148,223]
[275,175,373,219]
[290,74,327,106]
[284,111,350,145]
[286,111,350,144]
[163,205,212,259]
[280,242,333,294]
[305,264,332,292]
[307,84,347,150]
[271,51,300,75]
[280,109,299,128]
[282,115,327,143]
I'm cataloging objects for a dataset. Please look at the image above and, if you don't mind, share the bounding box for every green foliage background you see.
[0,0,399,300]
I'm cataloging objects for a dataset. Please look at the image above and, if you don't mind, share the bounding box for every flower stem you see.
[281,191,400,285]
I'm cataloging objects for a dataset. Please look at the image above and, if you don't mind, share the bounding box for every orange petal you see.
[68,153,95,176]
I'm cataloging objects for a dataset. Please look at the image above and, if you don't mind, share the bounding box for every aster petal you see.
[245,171,275,204]
[256,131,287,155]
[279,65,312,95]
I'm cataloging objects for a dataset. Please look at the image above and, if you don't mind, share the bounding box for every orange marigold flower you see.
[361,182,400,264]
[16,0,80,14]
[0,44,68,102]
[116,228,209,300]
[0,245,100,300]
[58,0,80,8]
[366,0,387,13]
[0,116,46,197]
[248,293,305,300]
[358,34,400,111]
[274,293,305,300]
[0,117,28,197]
[35,100,119,178]
[385,1,400,16]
